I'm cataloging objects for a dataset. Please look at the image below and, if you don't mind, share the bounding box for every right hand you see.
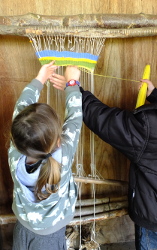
[140,79,155,97]
[35,61,58,85]
[64,66,81,82]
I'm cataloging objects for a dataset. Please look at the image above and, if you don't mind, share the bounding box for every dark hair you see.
[11,103,62,200]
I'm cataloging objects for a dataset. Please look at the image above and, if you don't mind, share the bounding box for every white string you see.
[90,71,98,248]
[29,31,105,58]
[46,80,50,105]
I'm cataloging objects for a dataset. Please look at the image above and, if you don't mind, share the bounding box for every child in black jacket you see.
[81,79,157,250]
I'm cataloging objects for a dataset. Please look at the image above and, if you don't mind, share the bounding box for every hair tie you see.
[45,153,52,159]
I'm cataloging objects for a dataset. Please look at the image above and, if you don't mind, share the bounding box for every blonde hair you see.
[11,103,62,200]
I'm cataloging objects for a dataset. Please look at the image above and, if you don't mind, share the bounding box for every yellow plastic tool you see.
[135,64,151,109]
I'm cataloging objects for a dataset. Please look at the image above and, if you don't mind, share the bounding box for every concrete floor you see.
[100,241,136,250]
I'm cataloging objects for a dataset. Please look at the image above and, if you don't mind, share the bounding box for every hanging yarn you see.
[28,31,105,72]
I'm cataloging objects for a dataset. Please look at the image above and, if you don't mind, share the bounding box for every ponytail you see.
[35,156,61,200]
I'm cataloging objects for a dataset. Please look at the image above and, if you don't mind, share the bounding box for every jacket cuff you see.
[147,88,157,103]
[79,86,84,93]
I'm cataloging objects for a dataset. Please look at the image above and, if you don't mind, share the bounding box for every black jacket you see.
[81,87,157,231]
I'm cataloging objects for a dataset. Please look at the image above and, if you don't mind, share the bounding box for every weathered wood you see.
[1,13,157,28]
[76,197,109,206]
[70,208,128,225]
[1,25,157,38]
[74,176,128,186]
[74,201,128,216]
[1,13,157,37]
[0,214,16,225]
[75,196,127,207]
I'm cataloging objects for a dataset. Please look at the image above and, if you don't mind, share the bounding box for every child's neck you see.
[26,156,38,164]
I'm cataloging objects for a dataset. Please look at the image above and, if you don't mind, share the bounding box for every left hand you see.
[140,79,155,97]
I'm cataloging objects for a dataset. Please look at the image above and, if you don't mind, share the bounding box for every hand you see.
[49,73,66,91]
[140,79,155,97]
[35,61,58,85]
[64,66,81,82]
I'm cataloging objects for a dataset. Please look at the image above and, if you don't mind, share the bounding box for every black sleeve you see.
[146,88,157,103]
[82,90,147,162]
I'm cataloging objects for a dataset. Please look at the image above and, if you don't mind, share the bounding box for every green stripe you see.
[39,59,96,70]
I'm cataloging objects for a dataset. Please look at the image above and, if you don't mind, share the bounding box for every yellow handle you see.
[135,64,151,109]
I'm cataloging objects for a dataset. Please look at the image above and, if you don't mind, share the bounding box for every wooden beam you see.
[74,176,128,186]
[1,13,157,28]
[74,201,128,216]
[1,13,157,37]
[70,208,128,225]
[75,195,127,206]
[0,214,16,225]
